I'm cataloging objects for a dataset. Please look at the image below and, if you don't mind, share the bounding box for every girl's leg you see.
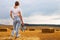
[16,20,21,37]
[11,20,16,36]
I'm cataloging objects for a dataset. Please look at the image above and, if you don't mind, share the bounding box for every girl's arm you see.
[10,11,14,20]
[18,11,24,26]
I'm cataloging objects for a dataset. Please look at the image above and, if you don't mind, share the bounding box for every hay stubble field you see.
[0,25,60,40]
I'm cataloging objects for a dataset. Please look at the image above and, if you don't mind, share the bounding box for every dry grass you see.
[0,25,60,40]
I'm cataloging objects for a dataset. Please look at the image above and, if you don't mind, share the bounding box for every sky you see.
[0,0,60,25]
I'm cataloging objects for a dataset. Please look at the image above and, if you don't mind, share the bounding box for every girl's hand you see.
[22,22,24,27]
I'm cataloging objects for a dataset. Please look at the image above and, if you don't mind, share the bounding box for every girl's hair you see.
[15,1,19,6]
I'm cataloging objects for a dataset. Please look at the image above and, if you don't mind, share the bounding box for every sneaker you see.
[9,35,13,39]
[14,30,16,33]
[22,28,24,32]
[16,34,21,38]
[22,26,26,32]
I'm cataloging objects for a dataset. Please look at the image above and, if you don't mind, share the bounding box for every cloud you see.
[0,11,60,25]
[21,0,60,17]
[23,11,60,24]
[0,0,60,18]
[0,18,13,25]
[0,0,60,25]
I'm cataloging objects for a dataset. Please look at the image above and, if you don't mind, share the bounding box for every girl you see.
[10,1,24,38]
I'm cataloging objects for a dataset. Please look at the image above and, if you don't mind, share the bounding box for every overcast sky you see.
[0,0,60,25]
